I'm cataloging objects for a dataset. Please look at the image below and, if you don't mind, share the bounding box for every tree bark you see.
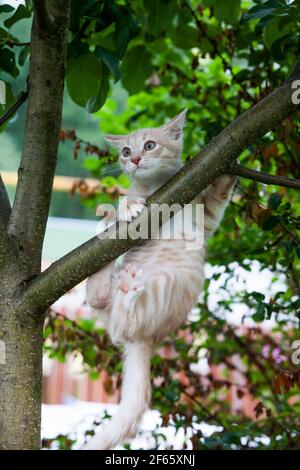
[0,174,11,227]
[8,0,70,278]
[0,300,44,449]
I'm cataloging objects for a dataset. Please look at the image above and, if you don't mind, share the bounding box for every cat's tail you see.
[82,340,152,450]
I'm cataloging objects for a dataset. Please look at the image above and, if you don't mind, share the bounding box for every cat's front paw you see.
[118,197,146,222]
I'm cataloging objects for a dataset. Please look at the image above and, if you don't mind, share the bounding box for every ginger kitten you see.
[84,110,236,450]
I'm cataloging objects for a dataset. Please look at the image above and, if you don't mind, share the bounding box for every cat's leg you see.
[109,264,192,344]
[86,262,114,310]
[200,175,237,239]
[109,264,146,343]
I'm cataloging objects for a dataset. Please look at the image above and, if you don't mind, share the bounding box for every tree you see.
[0,0,299,450]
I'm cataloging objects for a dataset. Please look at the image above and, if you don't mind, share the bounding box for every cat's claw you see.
[118,197,146,222]
[118,264,145,309]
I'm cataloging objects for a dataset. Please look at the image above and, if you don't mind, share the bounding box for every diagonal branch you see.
[233,165,300,189]
[20,60,300,316]
[8,0,70,278]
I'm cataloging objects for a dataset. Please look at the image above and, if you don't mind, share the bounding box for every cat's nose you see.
[131,156,141,166]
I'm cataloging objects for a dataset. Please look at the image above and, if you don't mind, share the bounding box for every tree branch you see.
[0,91,28,128]
[8,0,70,277]
[20,60,300,315]
[6,40,31,47]
[0,174,11,227]
[233,164,300,189]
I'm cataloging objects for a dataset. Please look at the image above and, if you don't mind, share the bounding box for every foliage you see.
[1,0,300,450]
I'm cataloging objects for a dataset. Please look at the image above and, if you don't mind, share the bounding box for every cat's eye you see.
[122,147,131,158]
[144,141,156,151]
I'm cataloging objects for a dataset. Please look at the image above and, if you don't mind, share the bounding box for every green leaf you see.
[253,303,267,322]
[0,47,19,77]
[144,0,176,36]
[268,193,281,210]
[114,11,140,59]
[69,0,98,32]
[244,1,288,22]
[89,370,100,380]
[251,292,265,302]
[171,24,200,49]
[95,46,120,83]
[215,0,241,25]
[82,157,102,172]
[244,7,276,21]
[101,175,117,187]
[18,45,30,66]
[264,16,292,49]
[201,0,216,6]
[262,215,281,231]
[66,53,102,108]
[79,318,94,332]
[88,24,116,50]
[0,4,14,14]
[118,173,131,188]
[0,27,17,43]
[87,62,110,113]
[4,4,31,29]
[120,45,152,94]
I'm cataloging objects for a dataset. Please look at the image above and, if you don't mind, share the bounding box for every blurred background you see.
[1,0,300,450]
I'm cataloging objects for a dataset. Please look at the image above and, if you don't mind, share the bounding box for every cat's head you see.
[105,109,187,181]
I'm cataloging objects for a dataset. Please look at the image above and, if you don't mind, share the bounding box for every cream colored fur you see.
[83,110,236,450]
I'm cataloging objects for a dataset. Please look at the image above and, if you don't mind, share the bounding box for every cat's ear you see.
[161,109,188,140]
[104,134,126,148]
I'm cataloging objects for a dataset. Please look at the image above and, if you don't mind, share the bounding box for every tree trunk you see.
[0,0,70,450]
[0,302,44,449]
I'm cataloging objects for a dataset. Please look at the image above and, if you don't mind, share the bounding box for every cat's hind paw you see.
[118,264,145,309]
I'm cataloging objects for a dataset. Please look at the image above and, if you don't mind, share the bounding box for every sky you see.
[0,1,24,6]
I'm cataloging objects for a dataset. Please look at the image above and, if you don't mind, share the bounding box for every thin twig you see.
[232,164,300,190]
[0,91,28,127]
[6,40,31,47]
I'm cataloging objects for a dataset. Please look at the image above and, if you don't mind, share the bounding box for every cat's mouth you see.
[131,166,149,179]
[132,165,145,174]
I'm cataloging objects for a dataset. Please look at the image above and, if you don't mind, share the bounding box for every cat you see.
[83,109,236,450]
